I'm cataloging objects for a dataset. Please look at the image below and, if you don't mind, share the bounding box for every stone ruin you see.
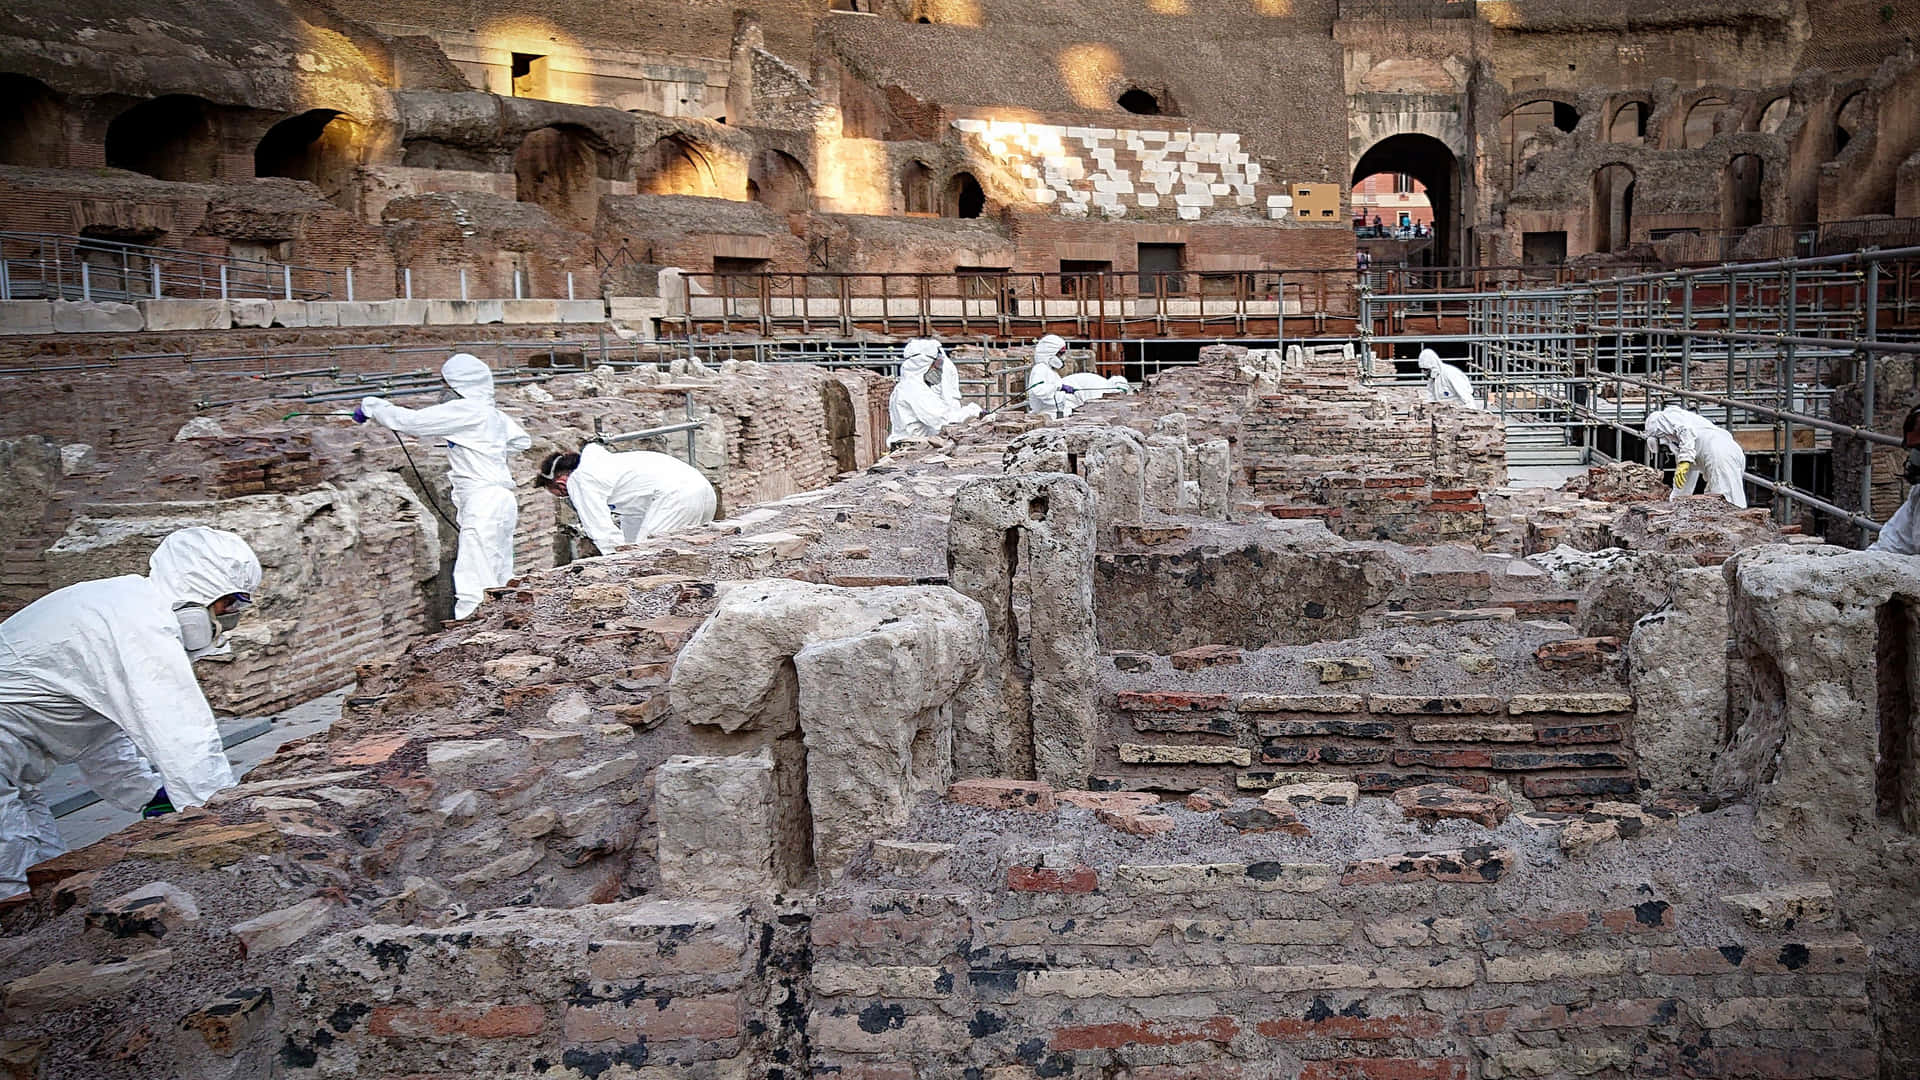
[0,345,1914,1080]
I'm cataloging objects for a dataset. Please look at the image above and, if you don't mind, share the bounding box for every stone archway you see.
[1352,133,1462,263]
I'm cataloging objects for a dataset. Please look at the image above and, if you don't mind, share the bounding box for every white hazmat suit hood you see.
[361,353,533,619]
[887,338,982,445]
[0,527,260,897]
[1644,405,1748,508]
[563,443,718,552]
[1868,408,1920,555]
[1417,349,1481,410]
[1026,334,1078,415]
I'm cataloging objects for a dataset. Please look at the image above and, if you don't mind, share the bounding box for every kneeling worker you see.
[0,527,261,899]
[1417,348,1481,410]
[537,443,717,554]
[1643,404,1749,508]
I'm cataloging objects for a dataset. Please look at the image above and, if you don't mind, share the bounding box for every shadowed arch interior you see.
[1352,132,1460,264]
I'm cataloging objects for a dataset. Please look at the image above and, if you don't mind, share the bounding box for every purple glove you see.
[352,406,369,424]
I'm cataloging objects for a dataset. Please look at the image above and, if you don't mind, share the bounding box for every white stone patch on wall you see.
[953,118,1290,221]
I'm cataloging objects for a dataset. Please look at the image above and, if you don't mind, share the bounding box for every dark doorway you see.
[1352,133,1462,265]
[106,95,220,182]
[1137,243,1184,294]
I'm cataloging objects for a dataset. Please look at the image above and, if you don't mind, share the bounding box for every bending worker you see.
[536,443,717,554]
[887,337,982,445]
[1026,334,1078,416]
[356,353,531,620]
[0,527,260,900]
[1417,348,1481,410]
[1869,404,1920,555]
[1643,404,1749,508]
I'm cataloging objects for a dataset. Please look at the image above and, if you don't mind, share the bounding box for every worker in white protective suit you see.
[1868,404,1920,555]
[0,527,260,900]
[1417,348,1481,410]
[356,353,532,620]
[536,443,717,554]
[887,338,982,445]
[1643,404,1749,508]
[1026,334,1078,416]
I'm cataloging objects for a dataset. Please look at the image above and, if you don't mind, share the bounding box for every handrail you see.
[0,230,341,302]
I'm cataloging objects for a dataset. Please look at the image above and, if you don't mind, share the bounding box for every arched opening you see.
[1609,101,1649,145]
[1118,88,1161,115]
[901,160,935,214]
[106,95,219,181]
[1723,154,1765,231]
[748,149,811,214]
[945,171,985,218]
[1352,133,1461,264]
[1500,100,1575,188]
[515,125,606,226]
[1755,96,1791,135]
[1833,91,1869,156]
[1592,163,1637,253]
[0,74,64,168]
[635,134,719,197]
[255,109,356,199]
[1684,97,1728,149]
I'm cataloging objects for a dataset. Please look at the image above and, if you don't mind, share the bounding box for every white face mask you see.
[173,604,232,661]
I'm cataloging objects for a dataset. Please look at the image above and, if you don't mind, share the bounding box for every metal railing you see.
[0,231,343,302]
[1359,245,1920,541]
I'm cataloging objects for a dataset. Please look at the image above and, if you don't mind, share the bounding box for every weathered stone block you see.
[948,474,1097,785]
[1262,781,1359,806]
[230,897,335,956]
[180,986,274,1054]
[1305,656,1374,683]
[5,952,174,1017]
[949,778,1056,811]
[656,750,781,898]
[426,299,505,325]
[51,299,142,333]
[0,301,55,335]
[84,881,200,939]
[1393,783,1512,827]
[139,299,230,331]
[670,579,987,875]
[1369,694,1503,715]
[1120,742,1251,766]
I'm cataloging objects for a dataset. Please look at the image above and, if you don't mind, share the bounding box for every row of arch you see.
[1587,153,1767,252]
[0,77,995,229]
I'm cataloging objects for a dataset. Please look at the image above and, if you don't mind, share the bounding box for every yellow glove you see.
[1672,461,1691,491]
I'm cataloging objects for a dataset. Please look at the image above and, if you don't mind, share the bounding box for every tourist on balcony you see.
[354,354,532,620]
[1417,348,1481,410]
[887,337,982,444]
[0,528,260,900]
[536,443,717,554]
[1643,404,1749,508]
[1868,405,1920,555]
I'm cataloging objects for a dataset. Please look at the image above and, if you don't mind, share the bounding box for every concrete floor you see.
[50,687,348,850]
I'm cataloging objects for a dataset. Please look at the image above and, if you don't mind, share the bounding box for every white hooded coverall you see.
[1644,405,1749,508]
[362,354,532,620]
[0,527,261,898]
[1061,371,1134,402]
[565,443,718,552]
[1418,349,1481,410]
[1868,486,1920,555]
[887,338,982,445]
[1026,334,1077,416]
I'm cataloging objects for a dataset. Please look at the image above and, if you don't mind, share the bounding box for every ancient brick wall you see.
[803,867,1872,1079]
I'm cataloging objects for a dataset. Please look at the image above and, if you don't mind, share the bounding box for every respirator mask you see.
[173,593,250,661]
[1905,448,1920,486]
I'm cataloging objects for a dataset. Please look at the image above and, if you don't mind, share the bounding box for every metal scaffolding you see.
[1358,246,1920,540]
